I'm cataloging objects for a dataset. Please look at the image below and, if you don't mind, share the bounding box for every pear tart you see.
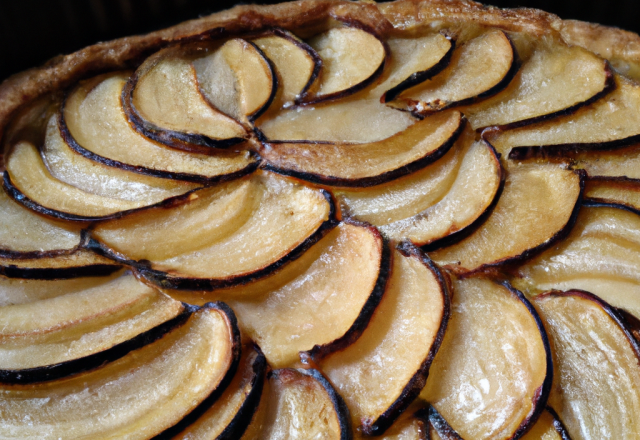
[4,0,640,438]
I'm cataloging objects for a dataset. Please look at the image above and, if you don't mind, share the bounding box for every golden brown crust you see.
[2,0,640,144]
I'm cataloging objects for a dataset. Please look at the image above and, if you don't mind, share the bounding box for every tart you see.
[2,0,640,438]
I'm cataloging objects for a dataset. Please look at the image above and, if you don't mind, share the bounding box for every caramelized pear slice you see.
[377,33,453,102]
[513,206,640,322]
[262,110,463,186]
[0,303,240,439]
[0,186,82,257]
[0,273,184,382]
[336,133,501,246]
[430,164,582,275]
[389,30,515,112]
[125,45,247,152]
[493,76,640,159]
[171,344,266,440]
[173,222,386,368]
[62,73,257,183]
[259,368,351,439]
[253,29,319,112]
[533,290,640,440]
[194,38,275,123]
[584,179,640,214]
[466,40,611,130]
[258,96,417,143]
[298,27,386,105]
[319,243,449,435]
[92,171,334,289]
[521,409,572,440]
[421,278,552,440]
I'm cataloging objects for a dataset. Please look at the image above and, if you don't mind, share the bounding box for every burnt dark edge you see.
[0,263,120,280]
[246,41,279,123]
[456,169,586,278]
[381,35,456,103]
[295,25,388,107]
[406,31,521,116]
[537,289,640,360]
[0,305,192,384]
[214,345,267,440]
[480,63,616,132]
[121,61,246,154]
[616,308,640,344]
[296,368,353,440]
[582,198,640,217]
[305,222,391,360]
[154,301,242,439]
[121,190,338,291]
[422,141,505,252]
[363,242,452,436]
[545,406,573,440]
[3,170,210,223]
[499,280,554,440]
[508,133,640,161]
[262,116,465,188]
[425,405,463,440]
[58,98,260,185]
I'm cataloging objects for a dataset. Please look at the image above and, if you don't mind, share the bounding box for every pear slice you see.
[513,205,640,322]
[318,243,449,435]
[0,303,240,439]
[169,343,266,440]
[91,171,334,290]
[62,73,258,183]
[261,110,463,186]
[297,26,386,105]
[194,38,276,123]
[491,76,640,159]
[253,29,320,113]
[429,163,583,275]
[521,408,572,440]
[258,368,351,439]
[0,273,184,382]
[584,179,640,214]
[0,185,82,257]
[124,44,247,153]
[389,30,515,113]
[465,39,611,130]
[335,131,502,246]
[533,290,640,440]
[568,144,640,180]
[353,403,429,440]
[421,278,552,440]
[171,222,387,369]
[377,33,454,102]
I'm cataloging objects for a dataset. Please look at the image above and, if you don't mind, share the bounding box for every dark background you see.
[1,0,639,83]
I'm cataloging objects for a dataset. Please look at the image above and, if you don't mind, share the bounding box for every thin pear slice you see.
[389,30,515,112]
[62,73,258,183]
[521,409,572,440]
[92,171,334,290]
[171,344,266,440]
[261,110,463,186]
[430,164,583,275]
[0,303,240,439]
[319,243,449,435]
[194,38,275,123]
[492,76,640,159]
[533,290,640,440]
[172,222,387,368]
[124,45,247,152]
[298,27,386,105]
[377,33,454,102]
[258,96,417,143]
[0,273,184,382]
[253,29,320,112]
[0,186,82,257]
[258,368,351,440]
[584,179,640,214]
[335,133,502,246]
[513,205,640,322]
[465,39,611,130]
[421,278,552,440]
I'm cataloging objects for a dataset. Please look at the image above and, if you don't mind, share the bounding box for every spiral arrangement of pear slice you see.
[5,1,640,437]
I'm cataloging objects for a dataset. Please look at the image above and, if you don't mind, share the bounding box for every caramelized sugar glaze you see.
[2,1,640,438]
